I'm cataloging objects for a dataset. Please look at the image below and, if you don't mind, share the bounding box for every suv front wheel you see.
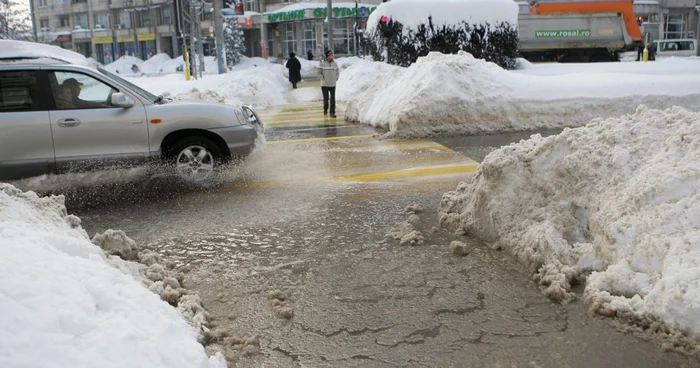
[170,136,222,182]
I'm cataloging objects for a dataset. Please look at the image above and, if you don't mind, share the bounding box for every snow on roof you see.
[366,0,519,34]
[263,2,375,15]
[0,40,88,65]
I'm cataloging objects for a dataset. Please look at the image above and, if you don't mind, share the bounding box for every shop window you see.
[664,14,686,40]
[60,16,70,27]
[324,19,352,55]
[301,21,316,56]
[284,22,297,56]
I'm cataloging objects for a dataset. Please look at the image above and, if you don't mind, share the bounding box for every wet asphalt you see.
[34,96,698,367]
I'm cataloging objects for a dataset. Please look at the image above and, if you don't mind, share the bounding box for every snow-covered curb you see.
[344,51,700,138]
[0,184,225,367]
[438,106,700,351]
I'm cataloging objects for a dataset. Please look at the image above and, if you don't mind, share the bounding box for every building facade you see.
[31,0,186,63]
[29,0,700,63]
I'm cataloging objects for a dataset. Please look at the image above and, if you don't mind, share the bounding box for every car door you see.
[47,70,150,173]
[0,69,54,181]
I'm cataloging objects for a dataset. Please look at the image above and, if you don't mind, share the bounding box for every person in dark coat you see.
[307,50,314,60]
[285,53,302,89]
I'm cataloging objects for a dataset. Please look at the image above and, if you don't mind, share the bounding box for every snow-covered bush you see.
[366,0,519,69]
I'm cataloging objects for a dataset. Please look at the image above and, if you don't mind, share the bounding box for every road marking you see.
[266,134,375,144]
[265,118,352,127]
[333,164,479,182]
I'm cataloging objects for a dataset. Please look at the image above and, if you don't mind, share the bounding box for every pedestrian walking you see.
[285,52,302,89]
[317,50,340,118]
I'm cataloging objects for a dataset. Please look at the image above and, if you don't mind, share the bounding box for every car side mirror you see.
[111,92,135,108]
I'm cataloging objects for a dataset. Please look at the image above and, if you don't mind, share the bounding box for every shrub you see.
[368,16,519,69]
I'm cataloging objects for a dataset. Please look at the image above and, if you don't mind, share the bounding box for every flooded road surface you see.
[56,100,696,367]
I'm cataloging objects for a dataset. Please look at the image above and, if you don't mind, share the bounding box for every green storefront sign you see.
[266,6,376,23]
[535,29,592,38]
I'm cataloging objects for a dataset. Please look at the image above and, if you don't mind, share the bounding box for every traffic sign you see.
[360,7,367,16]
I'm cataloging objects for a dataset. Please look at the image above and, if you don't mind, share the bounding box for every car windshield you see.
[97,67,161,103]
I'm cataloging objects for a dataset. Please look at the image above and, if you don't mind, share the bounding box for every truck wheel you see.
[170,136,222,182]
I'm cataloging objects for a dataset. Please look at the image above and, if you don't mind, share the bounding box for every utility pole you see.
[326,0,333,53]
[214,0,226,73]
[355,0,359,56]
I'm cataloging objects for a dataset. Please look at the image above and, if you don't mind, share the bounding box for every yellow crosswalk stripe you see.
[266,134,375,144]
[333,164,479,182]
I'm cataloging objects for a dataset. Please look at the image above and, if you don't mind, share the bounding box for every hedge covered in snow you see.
[365,0,519,69]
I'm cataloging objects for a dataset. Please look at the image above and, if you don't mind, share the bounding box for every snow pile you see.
[366,0,519,34]
[438,106,700,346]
[105,55,144,75]
[337,58,401,101]
[515,57,700,77]
[336,56,364,70]
[0,184,218,368]
[297,57,319,79]
[346,51,700,138]
[386,204,426,246]
[0,39,88,65]
[139,53,174,75]
[129,63,289,108]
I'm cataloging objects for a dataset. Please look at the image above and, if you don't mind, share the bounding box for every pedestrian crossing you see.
[225,101,479,189]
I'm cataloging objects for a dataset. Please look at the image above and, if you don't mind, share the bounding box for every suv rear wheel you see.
[170,136,222,182]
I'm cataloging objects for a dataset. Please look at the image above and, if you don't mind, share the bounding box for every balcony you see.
[109,0,149,9]
[71,0,88,12]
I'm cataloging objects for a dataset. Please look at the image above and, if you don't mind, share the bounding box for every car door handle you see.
[57,118,81,127]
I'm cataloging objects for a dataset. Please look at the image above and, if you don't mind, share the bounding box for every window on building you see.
[94,13,110,29]
[0,71,43,113]
[664,14,687,40]
[118,10,132,29]
[283,22,297,55]
[136,9,152,27]
[71,0,87,4]
[40,19,49,29]
[245,0,256,12]
[74,13,88,29]
[59,15,70,27]
[157,6,172,25]
[327,19,352,55]
[301,21,316,56]
[38,0,47,7]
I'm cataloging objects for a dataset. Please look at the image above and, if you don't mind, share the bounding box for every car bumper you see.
[208,125,257,157]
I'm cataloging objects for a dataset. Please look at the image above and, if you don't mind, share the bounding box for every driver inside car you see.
[61,77,106,109]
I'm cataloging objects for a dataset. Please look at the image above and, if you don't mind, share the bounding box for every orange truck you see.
[517,0,644,62]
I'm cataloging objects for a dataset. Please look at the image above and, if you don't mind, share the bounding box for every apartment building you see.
[32,0,182,63]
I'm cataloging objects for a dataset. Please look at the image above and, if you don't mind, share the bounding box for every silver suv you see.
[0,58,263,182]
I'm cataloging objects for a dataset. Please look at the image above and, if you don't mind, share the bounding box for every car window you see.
[0,71,43,113]
[680,41,695,51]
[51,71,118,110]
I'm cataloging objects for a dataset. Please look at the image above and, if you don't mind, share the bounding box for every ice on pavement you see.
[366,0,519,35]
[438,106,700,347]
[0,184,222,368]
[344,51,700,137]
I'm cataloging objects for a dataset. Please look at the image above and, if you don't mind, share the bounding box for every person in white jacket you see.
[317,50,340,118]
